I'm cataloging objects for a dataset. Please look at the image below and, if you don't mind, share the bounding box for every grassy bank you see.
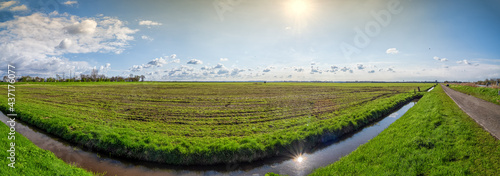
[0,82,431,165]
[310,85,500,175]
[0,123,95,175]
[450,84,500,105]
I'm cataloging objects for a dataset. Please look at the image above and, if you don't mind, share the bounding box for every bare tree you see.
[140,75,145,82]
[91,68,99,81]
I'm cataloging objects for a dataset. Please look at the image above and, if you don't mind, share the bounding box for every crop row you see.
[0,82,432,164]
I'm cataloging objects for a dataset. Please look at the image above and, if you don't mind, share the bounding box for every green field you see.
[0,123,95,175]
[310,85,500,175]
[0,82,432,165]
[450,84,500,105]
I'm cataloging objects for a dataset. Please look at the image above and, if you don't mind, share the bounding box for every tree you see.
[91,68,99,81]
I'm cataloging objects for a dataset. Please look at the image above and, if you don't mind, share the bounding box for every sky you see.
[1,0,499,82]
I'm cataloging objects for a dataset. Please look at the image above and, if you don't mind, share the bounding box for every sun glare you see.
[286,0,313,34]
[288,0,310,16]
[296,155,304,163]
[290,0,308,15]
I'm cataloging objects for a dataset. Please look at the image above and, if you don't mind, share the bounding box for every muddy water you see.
[0,100,417,176]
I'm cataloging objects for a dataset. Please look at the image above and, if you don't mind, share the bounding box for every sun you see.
[285,0,313,34]
[289,0,310,16]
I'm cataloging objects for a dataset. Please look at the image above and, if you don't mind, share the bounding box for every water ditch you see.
[1,99,418,176]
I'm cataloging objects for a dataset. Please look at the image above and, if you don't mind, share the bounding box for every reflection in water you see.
[296,156,304,163]
[427,86,435,92]
[388,112,399,118]
[0,101,417,176]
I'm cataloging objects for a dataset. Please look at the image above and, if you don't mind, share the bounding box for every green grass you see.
[310,85,500,175]
[450,84,500,105]
[0,123,95,175]
[0,82,432,165]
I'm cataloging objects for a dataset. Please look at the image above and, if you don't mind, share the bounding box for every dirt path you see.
[442,84,500,140]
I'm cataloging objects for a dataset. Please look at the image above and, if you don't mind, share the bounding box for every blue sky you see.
[1,0,499,81]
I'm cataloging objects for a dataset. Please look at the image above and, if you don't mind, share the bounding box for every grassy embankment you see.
[0,123,95,175]
[0,82,431,165]
[310,85,500,175]
[450,84,500,105]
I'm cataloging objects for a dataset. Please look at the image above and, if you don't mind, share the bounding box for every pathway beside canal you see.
[442,84,500,140]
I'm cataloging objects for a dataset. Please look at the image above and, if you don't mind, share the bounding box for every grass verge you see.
[449,84,500,105]
[0,123,95,175]
[310,85,500,175]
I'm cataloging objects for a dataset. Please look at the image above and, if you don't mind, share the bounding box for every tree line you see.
[444,78,499,86]
[475,78,500,86]
[2,69,145,82]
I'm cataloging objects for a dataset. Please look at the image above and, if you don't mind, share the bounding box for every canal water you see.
[0,100,417,176]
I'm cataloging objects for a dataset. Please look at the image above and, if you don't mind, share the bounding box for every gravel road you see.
[442,84,500,140]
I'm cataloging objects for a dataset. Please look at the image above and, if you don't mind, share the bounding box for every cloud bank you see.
[0,12,138,76]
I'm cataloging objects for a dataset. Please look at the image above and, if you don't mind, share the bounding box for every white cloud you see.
[433,56,448,62]
[171,59,180,63]
[146,57,167,67]
[386,48,399,54]
[57,38,72,49]
[230,68,245,76]
[217,69,229,75]
[122,59,499,82]
[0,1,16,10]
[10,5,27,11]
[139,20,162,26]
[129,56,181,72]
[130,65,143,72]
[220,58,228,61]
[392,63,500,81]
[160,65,201,80]
[457,59,471,65]
[63,1,78,6]
[310,66,322,74]
[294,67,304,72]
[187,59,203,65]
[327,66,339,73]
[341,67,353,73]
[99,63,111,74]
[141,35,153,41]
[65,19,97,34]
[357,64,366,70]
[0,13,138,77]
[214,63,224,69]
